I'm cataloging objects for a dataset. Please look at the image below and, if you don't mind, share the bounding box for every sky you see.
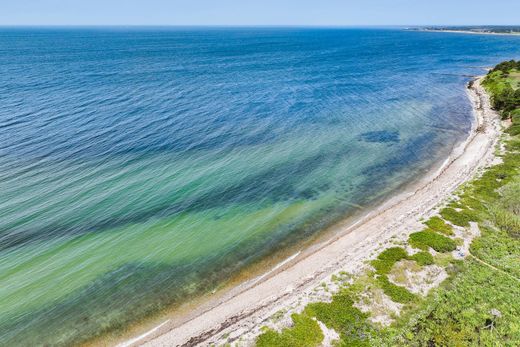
[1,0,520,26]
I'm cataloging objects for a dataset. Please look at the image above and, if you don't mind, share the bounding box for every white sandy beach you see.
[120,77,501,347]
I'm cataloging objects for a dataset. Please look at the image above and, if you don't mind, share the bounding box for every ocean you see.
[0,27,519,345]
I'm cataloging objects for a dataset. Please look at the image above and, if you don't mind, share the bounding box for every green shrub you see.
[256,313,323,347]
[507,136,520,150]
[409,230,457,253]
[305,291,372,346]
[410,251,434,266]
[470,225,520,278]
[370,247,408,275]
[491,208,520,238]
[461,208,481,223]
[507,125,520,136]
[489,60,520,74]
[512,109,520,124]
[459,195,484,211]
[377,275,416,304]
[424,216,454,235]
[394,259,520,346]
[471,171,504,200]
[440,208,475,227]
[498,179,520,215]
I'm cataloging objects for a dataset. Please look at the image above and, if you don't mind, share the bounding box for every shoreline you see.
[119,76,500,347]
[412,29,520,36]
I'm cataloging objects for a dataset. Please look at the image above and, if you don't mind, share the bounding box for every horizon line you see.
[0,24,519,28]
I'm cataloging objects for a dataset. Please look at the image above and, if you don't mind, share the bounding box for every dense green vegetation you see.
[376,275,417,304]
[257,289,374,347]
[255,61,520,346]
[483,60,520,121]
[370,247,408,275]
[371,246,436,275]
[305,291,373,346]
[409,251,434,266]
[409,230,457,252]
[424,216,454,235]
[439,207,476,227]
[256,313,324,347]
[389,259,520,346]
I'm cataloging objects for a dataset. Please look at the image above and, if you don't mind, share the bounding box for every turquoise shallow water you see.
[0,27,519,345]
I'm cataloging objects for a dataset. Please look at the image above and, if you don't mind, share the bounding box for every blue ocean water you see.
[0,27,519,345]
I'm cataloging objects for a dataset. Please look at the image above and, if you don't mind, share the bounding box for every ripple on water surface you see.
[1,27,519,345]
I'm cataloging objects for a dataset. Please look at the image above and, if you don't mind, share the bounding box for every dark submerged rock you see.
[359,130,400,143]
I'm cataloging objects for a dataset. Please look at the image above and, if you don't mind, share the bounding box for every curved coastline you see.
[117,76,500,347]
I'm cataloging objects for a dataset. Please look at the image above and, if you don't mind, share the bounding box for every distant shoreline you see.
[412,28,520,36]
[118,76,501,346]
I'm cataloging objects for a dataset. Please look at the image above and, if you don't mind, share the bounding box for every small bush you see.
[424,216,454,235]
[507,125,520,136]
[459,195,484,211]
[409,230,457,253]
[440,208,475,227]
[305,291,372,346]
[512,109,520,125]
[256,313,323,347]
[377,275,416,304]
[371,247,408,275]
[410,251,434,266]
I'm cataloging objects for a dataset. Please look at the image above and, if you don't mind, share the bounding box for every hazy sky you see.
[1,0,519,26]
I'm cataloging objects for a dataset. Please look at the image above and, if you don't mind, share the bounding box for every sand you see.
[120,77,501,347]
